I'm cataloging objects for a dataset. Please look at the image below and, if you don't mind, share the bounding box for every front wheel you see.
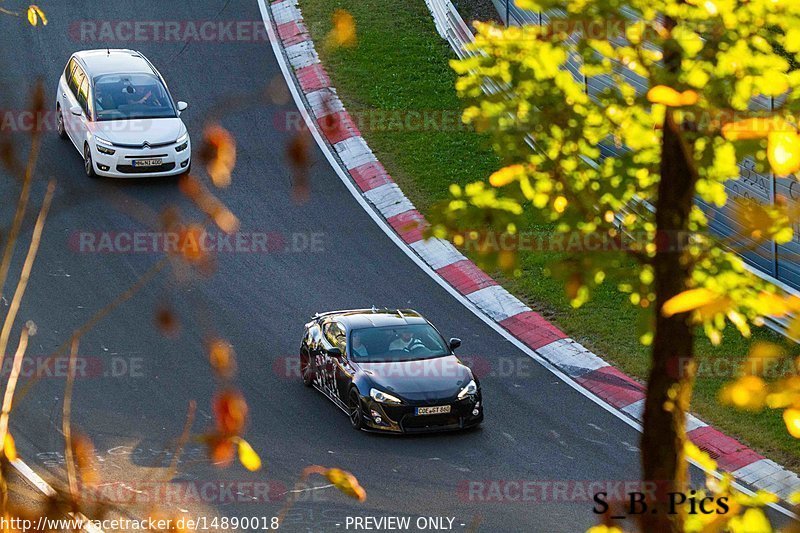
[56,108,67,139]
[84,144,97,178]
[300,351,314,387]
[348,389,364,431]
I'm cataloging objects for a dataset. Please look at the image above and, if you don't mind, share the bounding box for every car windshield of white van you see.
[93,74,176,121]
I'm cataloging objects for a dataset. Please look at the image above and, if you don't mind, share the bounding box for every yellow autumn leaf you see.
[731,199,774,242]
[784,408,800,438]
[728,507,771,532]
[662,288,720,317]
[745,342,784,375]
[721,117,792,141]
[647,85,698,107]
[720,375,767,411]
[586,526,624,533]
[26,5,47,26]
[329,10,357,48]
[685,440,717,472]
[768,131,800,176]
[553,195,568,213]
[488,164,525,187]
[237,438,262,471]
[200,124,237,188]
[4,433,17,461]
[325,467,367,502]
[757,292,798,317]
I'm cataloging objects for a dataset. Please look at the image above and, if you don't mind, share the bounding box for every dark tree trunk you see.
[640,109,698,532]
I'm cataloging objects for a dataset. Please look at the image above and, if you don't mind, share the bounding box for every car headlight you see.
[95,136,115,155]
[370,388,402,404]
[458,379,478,399]
[175,132,189,152]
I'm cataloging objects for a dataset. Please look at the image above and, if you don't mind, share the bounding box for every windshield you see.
[349,324,449,362]
[93,73,176,121]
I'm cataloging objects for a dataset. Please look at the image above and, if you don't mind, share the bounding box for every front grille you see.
[116,162,176,174]
[400,413,462,432]
[113,141,175,149]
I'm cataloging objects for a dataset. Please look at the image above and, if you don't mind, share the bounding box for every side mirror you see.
[449,338,462,351]
[328,346,342,358]
[70,105,83,117]
[176,101,188,112]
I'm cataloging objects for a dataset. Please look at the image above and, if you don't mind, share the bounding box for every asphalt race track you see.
[0,1,788,531]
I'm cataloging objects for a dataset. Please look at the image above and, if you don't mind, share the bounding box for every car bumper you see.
[91,142,191,178]
[362,394,483,434]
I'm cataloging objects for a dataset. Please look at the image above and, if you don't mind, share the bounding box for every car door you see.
[334,333,358,405]
[320,320,346,403]
[73,72,92,147]
[63,61,87,147]
[58,59,76,134]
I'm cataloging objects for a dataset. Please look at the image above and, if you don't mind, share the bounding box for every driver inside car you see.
[122,84,156,106]
[389,329,424,351]
[351,331,369,359]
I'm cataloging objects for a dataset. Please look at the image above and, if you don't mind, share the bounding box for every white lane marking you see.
[364,183,415,219]
[686,414,708,432]
[334,136,377,169]
[271,0,302,25]
[285,40,319,70]
[536,338,609,376]
[306,87,343,118]
[259,0,798,519]
[620,398,645,420]
[466,285,530,322]
[409,238,464,270]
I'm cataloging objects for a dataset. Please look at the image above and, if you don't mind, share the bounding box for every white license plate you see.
[132,158,162,167]
[416,405,451,415]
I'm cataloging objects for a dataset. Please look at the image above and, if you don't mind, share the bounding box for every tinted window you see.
[93,73,176,121]
[69,61,85,98]
[322,321,346,350]
[64,58,77,92]
[349,324,449,362]
[77,76,89,115]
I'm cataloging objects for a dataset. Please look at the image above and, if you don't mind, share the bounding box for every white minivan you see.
[56,49,190,178]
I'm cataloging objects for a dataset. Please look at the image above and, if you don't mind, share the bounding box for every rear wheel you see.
[84,144,97,178]
[348,389,364,431]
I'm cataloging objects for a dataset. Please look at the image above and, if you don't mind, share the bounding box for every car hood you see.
[359,355,473,400]
[89,118,185,146]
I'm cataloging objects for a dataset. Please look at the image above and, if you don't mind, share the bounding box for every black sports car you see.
[299,308,483,433]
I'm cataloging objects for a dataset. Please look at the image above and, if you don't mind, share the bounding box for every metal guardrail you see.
[427,0,799,340]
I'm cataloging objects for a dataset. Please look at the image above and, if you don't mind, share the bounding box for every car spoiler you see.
[311,308,420,320]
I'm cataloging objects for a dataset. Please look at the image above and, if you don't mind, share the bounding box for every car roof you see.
[73,49,156,78]
[316,309,428,330]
